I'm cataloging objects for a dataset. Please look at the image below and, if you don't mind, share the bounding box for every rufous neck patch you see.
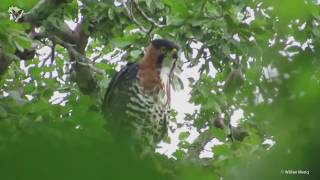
[138,45,163,93]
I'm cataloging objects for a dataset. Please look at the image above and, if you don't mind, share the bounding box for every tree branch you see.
[132,1,165,28]
[20,0,70,25]
[187,129,214,160]
[121,0,149,33]
[48,34,102,94]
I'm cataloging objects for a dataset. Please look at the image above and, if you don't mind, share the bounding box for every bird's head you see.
[141,39,179,69]
[150,39,179,69]
[139,39,179,100]
[151,39,179,89]
[142,39,179,82]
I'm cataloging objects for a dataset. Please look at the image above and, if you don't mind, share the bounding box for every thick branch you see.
[48,33,101,95]
[20,0,70,25]
[66,18,99,95]
[20,0,79,46]
[48,35,85,62]
[49,35,103,74]
[8,0,98,96]
[187,129,214,160]
[50,22,80,45]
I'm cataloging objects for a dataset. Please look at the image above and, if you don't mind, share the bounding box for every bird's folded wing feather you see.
[102,62,138,112]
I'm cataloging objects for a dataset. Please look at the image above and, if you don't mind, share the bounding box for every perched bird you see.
[102,39,179,153]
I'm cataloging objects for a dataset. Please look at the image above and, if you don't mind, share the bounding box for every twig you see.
[50,42,56,64]
[121,0,149,33]
[132,1,165,28]
[48,35,85,61]
[40,51,52,66]
[75,61,106,75]
[50,95,68,105]
[108,49,126,63]
[48,43,56,78]
[92,53,102,63]
[146,24,155,39]
[48,35,105,75]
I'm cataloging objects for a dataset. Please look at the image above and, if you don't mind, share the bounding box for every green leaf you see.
[215,95,228,107]
[212,144,230,156]
[13,40,24,52]
[163,0,188,17]
[174,149,186,159]
[14,34,32,50]
[203,100,221,113]
[8,91,26,105]
[28,66,42,77]
[178,131,190,140]
[108,8,115,20]
[0,106,7,118]
[130,50,141,59]
[100,77,111,89]
[243,132,261,145]
[154,1,164,9]
[95,63,110,70]
[11,0,39,10]
[145,0,152,9]
[166,15,185,26]
[211,128,227,141]
[113,35,136,48]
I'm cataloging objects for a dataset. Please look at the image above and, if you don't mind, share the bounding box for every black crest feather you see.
[151,39,179,50]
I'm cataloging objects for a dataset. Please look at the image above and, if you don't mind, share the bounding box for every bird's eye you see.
[159,47,166,53]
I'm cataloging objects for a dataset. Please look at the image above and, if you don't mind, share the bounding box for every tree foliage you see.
[0,0,320,179]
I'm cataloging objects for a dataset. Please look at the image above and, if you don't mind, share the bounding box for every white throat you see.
[160,67,171,86]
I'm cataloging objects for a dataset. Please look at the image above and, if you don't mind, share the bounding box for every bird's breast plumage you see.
[102,63,169,150]
[125,80,168,146]
[102,39,178,153]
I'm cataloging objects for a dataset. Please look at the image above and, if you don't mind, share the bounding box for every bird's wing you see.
[102,62,138,113]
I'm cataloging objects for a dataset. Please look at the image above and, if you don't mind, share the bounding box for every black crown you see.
[151,39,179,50]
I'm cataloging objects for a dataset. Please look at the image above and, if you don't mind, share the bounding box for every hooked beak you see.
[172,48,178,59]
[166,48,178,106]
[169,48,178,81]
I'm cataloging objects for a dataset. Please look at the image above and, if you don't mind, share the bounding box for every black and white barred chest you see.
[124,81,168,147]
